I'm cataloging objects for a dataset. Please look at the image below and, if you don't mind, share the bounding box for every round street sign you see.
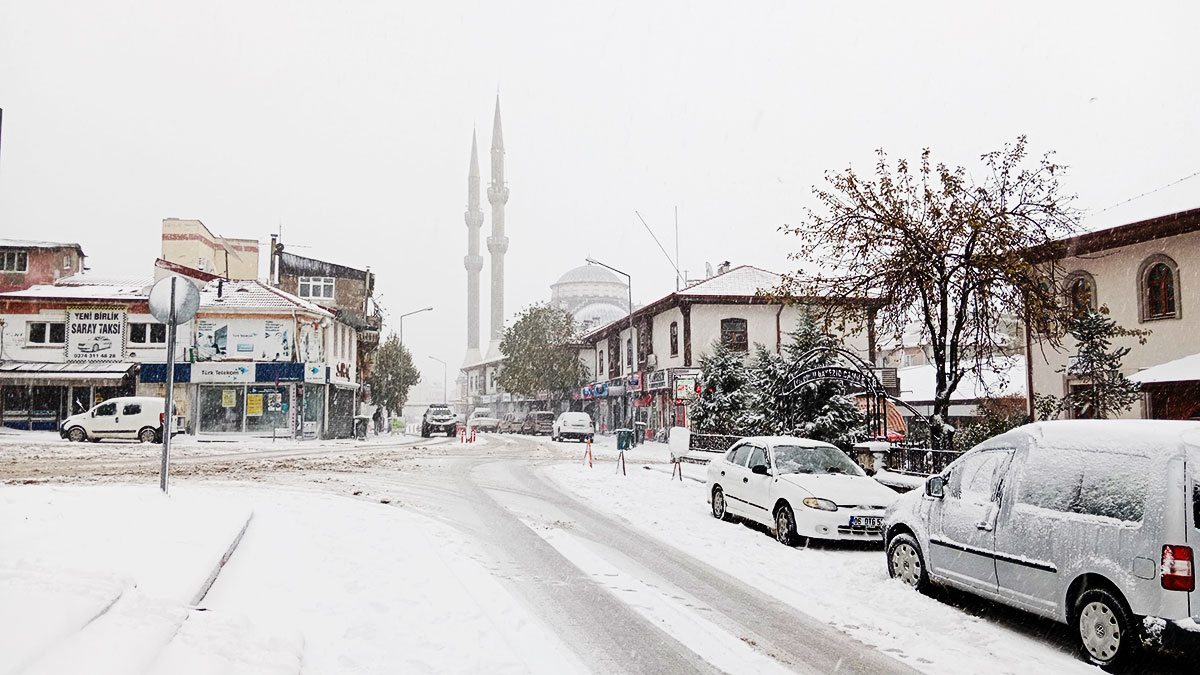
[149,276,201,325]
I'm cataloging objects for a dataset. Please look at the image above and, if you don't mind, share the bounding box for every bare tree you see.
[775,137,1080,449]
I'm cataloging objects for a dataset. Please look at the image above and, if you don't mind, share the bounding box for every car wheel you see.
[887,533,930,592]
[447,428,455,437]
[67,427,87,443]
[711,486,733,521]
[1074,587,1137,671]
[774,503,800,546]
[138,427,158,443]
[421,425,429,438]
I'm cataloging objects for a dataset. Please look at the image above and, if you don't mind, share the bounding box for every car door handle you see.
[743,477,749,483]
[976,522,993,532]
[720,471,725,476]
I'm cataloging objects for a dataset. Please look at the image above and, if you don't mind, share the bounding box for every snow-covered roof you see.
[554,264,627,287]
[736,435,839,448]
[1129,352,1200,385]
[198,280,333,317]
[0,238,85,253]
[678,265,781,297]
[0,276,151,301]
[897,355,1026,403]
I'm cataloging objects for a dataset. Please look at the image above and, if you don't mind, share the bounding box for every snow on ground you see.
[543,457,1099,675]
[0,481,581,675]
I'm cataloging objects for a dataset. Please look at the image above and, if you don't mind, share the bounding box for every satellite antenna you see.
[148,276,201,494]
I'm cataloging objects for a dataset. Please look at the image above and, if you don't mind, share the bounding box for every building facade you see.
[0,239,86,293]
[160,218,260,281]
[1029,207,1200,420]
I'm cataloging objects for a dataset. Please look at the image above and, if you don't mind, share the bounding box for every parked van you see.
[552,412,594,442]
[521,411,555,436]
[883,420,1200,669]
[60,396,184,443]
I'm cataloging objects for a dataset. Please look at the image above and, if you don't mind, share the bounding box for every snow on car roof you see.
[735,435,839,448]
[988,420,1200,457]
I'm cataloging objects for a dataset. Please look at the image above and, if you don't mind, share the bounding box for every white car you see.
[552,412,594,442]
[884,420,1200,669]
[60,396,185,443]
[467,408,499,432]
[706,436,899,545]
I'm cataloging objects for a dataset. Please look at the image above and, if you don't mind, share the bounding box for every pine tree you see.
[748,315,864,447]
[369,334,420,416]
[1059,308,1147,419]
[690,340,755,435]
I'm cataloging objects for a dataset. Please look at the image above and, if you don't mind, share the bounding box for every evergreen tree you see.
[690,340,755,435]
[748,314,864,447]
[497,303,588,403]
[1059,308,1147,419]
[369,334,420,416]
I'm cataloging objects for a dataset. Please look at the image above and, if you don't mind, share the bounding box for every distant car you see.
[60,396,184,443]
[552,412,594,442]
[76,336,112,354]
[421,404,457,437]
[884,421,1200,670]
[498,413,522,434]
[467,408,500,432]
[706,436,898,546]
[521,411,555,435]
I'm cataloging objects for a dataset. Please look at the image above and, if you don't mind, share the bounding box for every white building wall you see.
[1030,231,1200,419]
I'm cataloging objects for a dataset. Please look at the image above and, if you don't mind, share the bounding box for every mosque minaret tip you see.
[462,130,484,366]
[485,95,509,358]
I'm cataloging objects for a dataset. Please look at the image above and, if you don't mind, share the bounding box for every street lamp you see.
[398,306,433,345]
[586,257,633,429]
[428,355,447,404]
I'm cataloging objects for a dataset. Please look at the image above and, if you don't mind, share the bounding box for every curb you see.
[641,464,705,483]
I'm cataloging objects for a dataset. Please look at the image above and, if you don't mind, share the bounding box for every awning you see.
[1130,353,1200,385]
[0,361,136,385]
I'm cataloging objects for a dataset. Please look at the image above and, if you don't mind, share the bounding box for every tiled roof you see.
[0,277,150,301]
[198,280,333,316]
[677,266,781,297]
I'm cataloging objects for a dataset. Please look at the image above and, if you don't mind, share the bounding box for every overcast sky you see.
[3,1,1199,393]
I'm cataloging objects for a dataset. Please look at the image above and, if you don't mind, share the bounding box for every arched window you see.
[1066,273,1096,317]
[1138,255,1181,322]
[669,321,679,357]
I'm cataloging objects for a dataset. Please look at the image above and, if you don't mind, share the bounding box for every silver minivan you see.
[883,420,1198,670]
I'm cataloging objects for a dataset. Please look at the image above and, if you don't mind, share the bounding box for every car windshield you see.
[535,412,555,420]
[772,445,865,477]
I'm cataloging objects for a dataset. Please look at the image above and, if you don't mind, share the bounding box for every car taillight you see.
[1161,545,1194,592]
[160,412,165,426]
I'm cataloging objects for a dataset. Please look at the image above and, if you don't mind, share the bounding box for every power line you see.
[1093,169,1200,215]
[635,211,684,287]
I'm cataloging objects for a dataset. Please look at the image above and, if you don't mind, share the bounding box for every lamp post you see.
[586,257,632,429]
[398,306,433,345]
[428,355,447,404]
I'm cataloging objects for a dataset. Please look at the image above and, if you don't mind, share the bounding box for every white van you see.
[552,412,594,442]
[59,396,185,443]
[883,420,1199,669]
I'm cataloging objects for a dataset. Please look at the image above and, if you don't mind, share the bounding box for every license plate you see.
[850,516,883,529]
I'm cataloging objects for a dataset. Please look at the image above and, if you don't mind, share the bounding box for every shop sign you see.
[196,318,291,362]
[675,376,697,400]
[646,370,669,391]
[193,363,254,383]
[581,384,595,399]
[333,362,352,382]
[66,306,127,363]
[628,372,642,392]
[305,363,328,384]
[594,382,609,397]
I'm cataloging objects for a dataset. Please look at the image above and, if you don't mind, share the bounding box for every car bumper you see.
[558,430,591,439]
[794,507,887,541]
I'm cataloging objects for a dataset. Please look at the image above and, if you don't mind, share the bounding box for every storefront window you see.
[302,385,325,438]
[245,385,290,433]
[200,385,245,433]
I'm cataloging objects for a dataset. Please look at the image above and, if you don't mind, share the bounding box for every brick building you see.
[0,239,86,293]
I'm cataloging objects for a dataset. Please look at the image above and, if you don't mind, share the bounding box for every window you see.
[669,321,679,357]
[729,443,751,467]
[626,337,633,370]
[122,403,142,415]
[1,250,29,272]
[1066,273,1095,317]
[27,321,66,345]
[63,254,71,270]
[1016,447,1149,522]
[1138,255,1180,322]
[747,445,768,471]
[129,323,167,345]
[298,276,335,299]
[598,350,605,377]
[948,449,1007,502]
[95,402,117,417]
[721,318,748,352]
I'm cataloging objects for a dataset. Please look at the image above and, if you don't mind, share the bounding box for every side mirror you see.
[751,464,770,476]
[925,475,946,499]
[90,410,96,418]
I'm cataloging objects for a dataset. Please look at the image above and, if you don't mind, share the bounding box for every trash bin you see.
[353,415,370,440]
[634,422,647,446]
[616,428,633,450]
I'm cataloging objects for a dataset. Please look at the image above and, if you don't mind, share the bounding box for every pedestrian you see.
[372,406,383,435]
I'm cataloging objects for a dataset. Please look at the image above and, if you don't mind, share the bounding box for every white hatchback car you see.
[706,436,899,545]
[883,421,1200,670]
[552,412,594,442]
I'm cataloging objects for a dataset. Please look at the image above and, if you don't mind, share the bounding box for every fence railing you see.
[679,432,740,464]
[884,446,962,477]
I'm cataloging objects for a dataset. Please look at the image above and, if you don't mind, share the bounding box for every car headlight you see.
[802,497,838,511]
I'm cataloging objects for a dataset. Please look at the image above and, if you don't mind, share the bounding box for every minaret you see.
[485,95,509,358]
[463,130,484,366]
